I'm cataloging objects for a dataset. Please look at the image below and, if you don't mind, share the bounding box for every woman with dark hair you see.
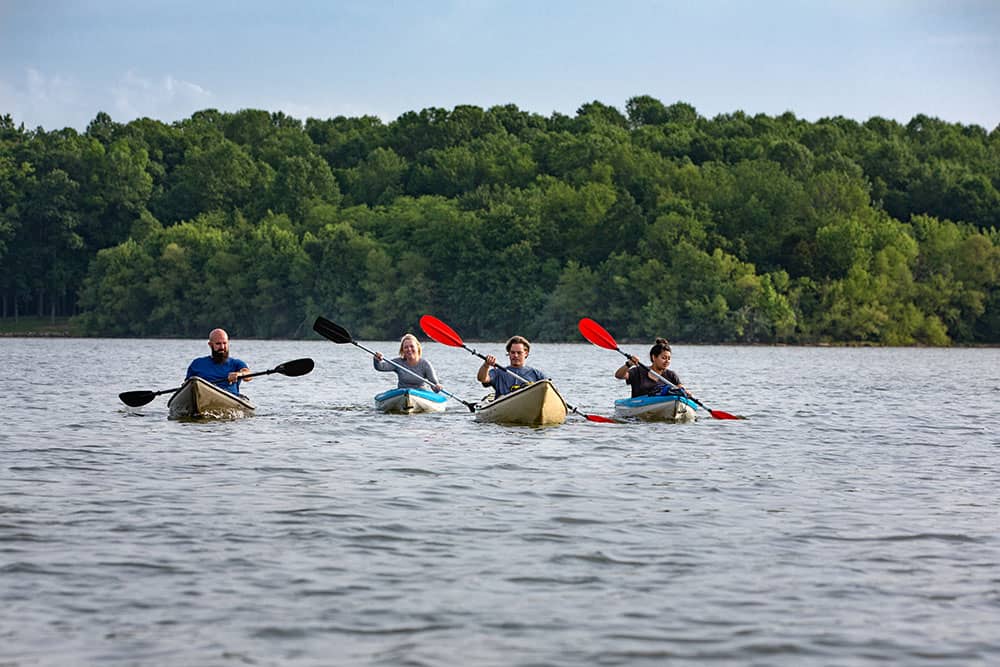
[614,338,684,398]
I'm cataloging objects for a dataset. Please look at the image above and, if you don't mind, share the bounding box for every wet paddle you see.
[312,316,476,412]
[419,314,618,424]
[118,357,315,408]
[578,317,745,420]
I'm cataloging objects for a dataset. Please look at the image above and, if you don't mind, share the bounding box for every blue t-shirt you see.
[186,356,249,395]
[485,365,547,397]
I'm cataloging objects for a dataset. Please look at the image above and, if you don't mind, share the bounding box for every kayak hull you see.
[475,379,567,426]
[614,394,699,423]
[167,377,255,420]
[374,387,447,414]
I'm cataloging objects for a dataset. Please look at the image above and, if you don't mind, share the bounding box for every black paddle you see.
[118,357,315,407]
[312,316,477,412]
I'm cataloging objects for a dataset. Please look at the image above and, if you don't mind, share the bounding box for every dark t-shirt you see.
[626,366,681,398]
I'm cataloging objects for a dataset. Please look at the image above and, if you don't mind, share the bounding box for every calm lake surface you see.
[2,337,999,666]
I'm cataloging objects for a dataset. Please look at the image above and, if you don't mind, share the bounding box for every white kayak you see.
[614,393,699,422]
[374,387,448,414]
[167,377,255,420]
[474,379,568,427]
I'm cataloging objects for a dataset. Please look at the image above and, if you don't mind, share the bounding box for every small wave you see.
[507,575,602,585]
[96,560,191,573]
[806,532,980,544]
[253,621,456,638]
[552,515,606,525]
[553,550,650,566]
[272,508,368,520]
[0,561,62,575]
[518,532,573,543]
[379,467,440,476]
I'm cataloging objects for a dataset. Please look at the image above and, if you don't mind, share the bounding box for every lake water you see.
[2,337,999,666]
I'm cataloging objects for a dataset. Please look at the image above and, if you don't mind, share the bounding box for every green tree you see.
[344,146,408,206]
[76,239,156,335]
[268,153,341,220]
[162,139,266,222]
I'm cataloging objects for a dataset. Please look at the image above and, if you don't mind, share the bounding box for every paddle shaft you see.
[577,317,744,420]
[616,346,707,402]
[193,357,311,383]
[631,358,717,414]
[353,340,474,410]
[466,345,530,384]
[313,317,475,409]
[470,343,617,423]
[616,349,682,391]
[119,358,313,407]
[613,345,741,419]
[418,315,617,423]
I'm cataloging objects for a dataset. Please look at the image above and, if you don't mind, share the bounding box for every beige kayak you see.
[474,379,568,427]
[167,377,255,420]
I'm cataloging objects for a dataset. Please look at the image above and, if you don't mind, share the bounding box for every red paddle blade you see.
[578,318,619,351]
[584,413,619,423]
[568,405,620,424]
[419,315,465,348]
[709,409,745,420]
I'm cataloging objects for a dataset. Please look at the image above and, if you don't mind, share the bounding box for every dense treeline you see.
[1,96,998,343]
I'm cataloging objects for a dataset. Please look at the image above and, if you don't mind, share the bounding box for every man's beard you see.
[211,350,229,363]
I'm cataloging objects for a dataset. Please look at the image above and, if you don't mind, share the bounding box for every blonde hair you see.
[399,333,422,358]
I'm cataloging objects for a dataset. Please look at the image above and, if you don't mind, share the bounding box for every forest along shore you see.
[0,317,73,336]
[3,99,997,346]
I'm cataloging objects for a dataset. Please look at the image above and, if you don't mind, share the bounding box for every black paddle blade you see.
[274,357,314,377]
[313,317,353,344]
[119,390,157,407]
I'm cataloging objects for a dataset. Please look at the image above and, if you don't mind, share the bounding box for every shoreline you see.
[2,330,997,348]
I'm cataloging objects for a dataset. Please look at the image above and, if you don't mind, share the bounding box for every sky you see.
[1,0,998,132]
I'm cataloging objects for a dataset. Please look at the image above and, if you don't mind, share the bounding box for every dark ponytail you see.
[649,337,671,360]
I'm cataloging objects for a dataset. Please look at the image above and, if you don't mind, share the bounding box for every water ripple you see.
[3,340,1000,666]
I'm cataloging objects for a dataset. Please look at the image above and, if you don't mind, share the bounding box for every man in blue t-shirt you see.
[186,328,251,396]
[477,335,547,397]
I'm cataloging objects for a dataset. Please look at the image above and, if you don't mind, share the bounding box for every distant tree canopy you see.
[1,98,998,344]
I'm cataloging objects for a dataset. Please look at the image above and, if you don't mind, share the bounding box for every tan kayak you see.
[167,377,255,420]
[474,379,568,427]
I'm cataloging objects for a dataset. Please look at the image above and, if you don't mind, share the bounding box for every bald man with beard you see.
[185,328,251,395]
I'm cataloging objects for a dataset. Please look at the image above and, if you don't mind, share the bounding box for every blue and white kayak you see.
[614,394,699,422]
[374,387,448,414]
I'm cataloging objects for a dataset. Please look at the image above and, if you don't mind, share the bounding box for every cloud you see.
[110,70,212,124]
[0,67,214,131]
[0,67,89,130]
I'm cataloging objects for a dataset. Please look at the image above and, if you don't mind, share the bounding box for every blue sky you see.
[2,0,998,132]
